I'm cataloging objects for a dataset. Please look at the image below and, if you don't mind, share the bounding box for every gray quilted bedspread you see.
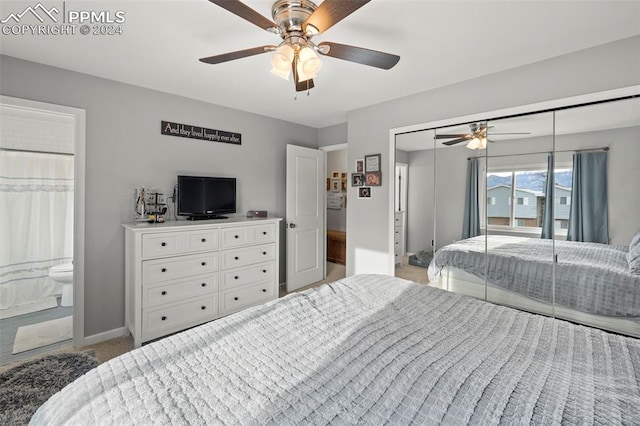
[429,236,640,317]
[32,275,640,425]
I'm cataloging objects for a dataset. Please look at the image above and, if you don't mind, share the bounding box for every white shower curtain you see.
[0,150,73,315]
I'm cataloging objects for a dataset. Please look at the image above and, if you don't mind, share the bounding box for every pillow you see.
[627,241,640,275]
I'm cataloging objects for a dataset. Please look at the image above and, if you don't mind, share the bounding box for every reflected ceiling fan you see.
[199,0,400,92]
[436,122,530,150]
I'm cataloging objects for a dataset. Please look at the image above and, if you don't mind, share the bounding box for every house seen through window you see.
[486,168,573,232]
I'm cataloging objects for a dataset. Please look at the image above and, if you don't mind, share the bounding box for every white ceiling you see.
[1,0,639,128]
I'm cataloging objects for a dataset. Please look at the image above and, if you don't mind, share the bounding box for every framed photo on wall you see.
[358,187,372,199]
[332,171,340,178]
[355,159,364,173]
[351,173,364,186]
[365,171,381,186]
[330,178,341,192]
[364,154,381,172]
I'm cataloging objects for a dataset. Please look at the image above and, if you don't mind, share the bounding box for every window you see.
[486,168,573,231]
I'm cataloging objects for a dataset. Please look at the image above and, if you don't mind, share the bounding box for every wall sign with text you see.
[161,121,241,145]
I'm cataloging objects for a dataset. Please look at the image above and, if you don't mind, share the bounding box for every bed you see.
[32,275,639,425]
[427,235,640,337]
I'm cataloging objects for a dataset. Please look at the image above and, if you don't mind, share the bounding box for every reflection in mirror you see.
[553,96,640,337]
[394,129,436,284]
[483,113,555,316]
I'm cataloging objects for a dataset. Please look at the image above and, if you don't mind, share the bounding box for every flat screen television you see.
[177,175,236,220]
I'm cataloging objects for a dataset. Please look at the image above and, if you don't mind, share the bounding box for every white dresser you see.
[123,217,282,348]
[394,211,405,265]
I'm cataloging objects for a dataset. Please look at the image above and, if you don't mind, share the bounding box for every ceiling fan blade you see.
[303,0,370,35]
[199,45,275,64]
[442,138,469,146]
[435,134,468,139]
[317,42,400,69]
[208,0,278,32]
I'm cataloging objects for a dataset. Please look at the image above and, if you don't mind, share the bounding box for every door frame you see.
[0,95,86,348]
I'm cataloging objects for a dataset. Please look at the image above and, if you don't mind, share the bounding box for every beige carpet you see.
[395,256,430,284]
[12,316,73,354]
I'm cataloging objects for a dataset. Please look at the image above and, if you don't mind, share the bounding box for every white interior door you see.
[286,145,324,292]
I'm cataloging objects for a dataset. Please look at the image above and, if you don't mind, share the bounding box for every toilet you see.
[49,263,73,307]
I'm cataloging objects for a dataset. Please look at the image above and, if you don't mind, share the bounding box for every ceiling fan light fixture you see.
[270,44,295,80]
[297,46,322,80]
[466,136,487,150]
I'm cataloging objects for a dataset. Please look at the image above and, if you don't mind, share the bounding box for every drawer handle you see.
[262,251,267,255]
[161,242,166,247]
[234,297,239,301]
[234,256,239,260]
[262,269,267,273]
[161,291,167,296]
[262,289,267,293]
[234,235,239,239]
[234,276,239,280]
[161,316,167,321]
[201,262,207,266]
[201,306,206,310]
[201,283,207,287]
[161,268,167,273]
[201,238,206,243]
[262,231,267,235]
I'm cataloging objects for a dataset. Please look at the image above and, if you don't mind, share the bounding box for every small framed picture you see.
[326,178,330,190]
[365,171,381,186]
[358,187,372,199]
[355,159,364,173]
[330,178,341,192]
[364,154,381,172]
[351,173,364,186]
[332,171,340,178]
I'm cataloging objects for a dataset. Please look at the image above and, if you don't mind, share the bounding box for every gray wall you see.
[0,55,318,337]
[318,123,347,147]
[346,35,640,275]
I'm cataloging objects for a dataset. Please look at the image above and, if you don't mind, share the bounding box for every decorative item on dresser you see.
[394,211,405,265]
[123,217,282,348]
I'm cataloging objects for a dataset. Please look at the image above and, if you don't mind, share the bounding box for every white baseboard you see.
[82,327,127,346]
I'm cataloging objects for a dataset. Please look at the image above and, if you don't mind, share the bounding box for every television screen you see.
[177,176,236,219]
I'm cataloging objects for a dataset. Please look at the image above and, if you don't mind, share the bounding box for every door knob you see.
[289,223,296,228]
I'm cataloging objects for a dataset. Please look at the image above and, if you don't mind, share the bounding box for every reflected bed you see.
[32,275,639,425]
[428,235,640,337]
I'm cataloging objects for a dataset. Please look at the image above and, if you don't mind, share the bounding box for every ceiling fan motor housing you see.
[272,0,318,36]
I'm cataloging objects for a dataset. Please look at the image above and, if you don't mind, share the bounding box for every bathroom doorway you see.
[0,97,85,366]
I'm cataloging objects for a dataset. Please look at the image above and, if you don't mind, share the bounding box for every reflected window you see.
[486,167,572,232]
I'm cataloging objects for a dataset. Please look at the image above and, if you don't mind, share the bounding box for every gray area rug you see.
[0,352,99,425]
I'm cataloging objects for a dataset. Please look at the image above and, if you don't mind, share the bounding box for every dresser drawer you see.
[220,281,276,316]
[250,223,276,244]
[220,226,251,248]
[143,275,218,308]
[143,253,218,284]
[220,243,275,270]
[142,232,182,259]
[220,261,275,290]
[184,229,219,252]
[143,295,218,339]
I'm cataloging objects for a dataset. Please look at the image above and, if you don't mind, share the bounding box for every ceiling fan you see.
[199,0,400,92]
[436,122,530,150]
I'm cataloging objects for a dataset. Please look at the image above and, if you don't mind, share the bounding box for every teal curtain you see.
[462,158,480,239]
[541,154,554,239]
[567,151,609,243]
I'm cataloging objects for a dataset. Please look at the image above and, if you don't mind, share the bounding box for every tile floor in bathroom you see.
[0,299,73,366]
